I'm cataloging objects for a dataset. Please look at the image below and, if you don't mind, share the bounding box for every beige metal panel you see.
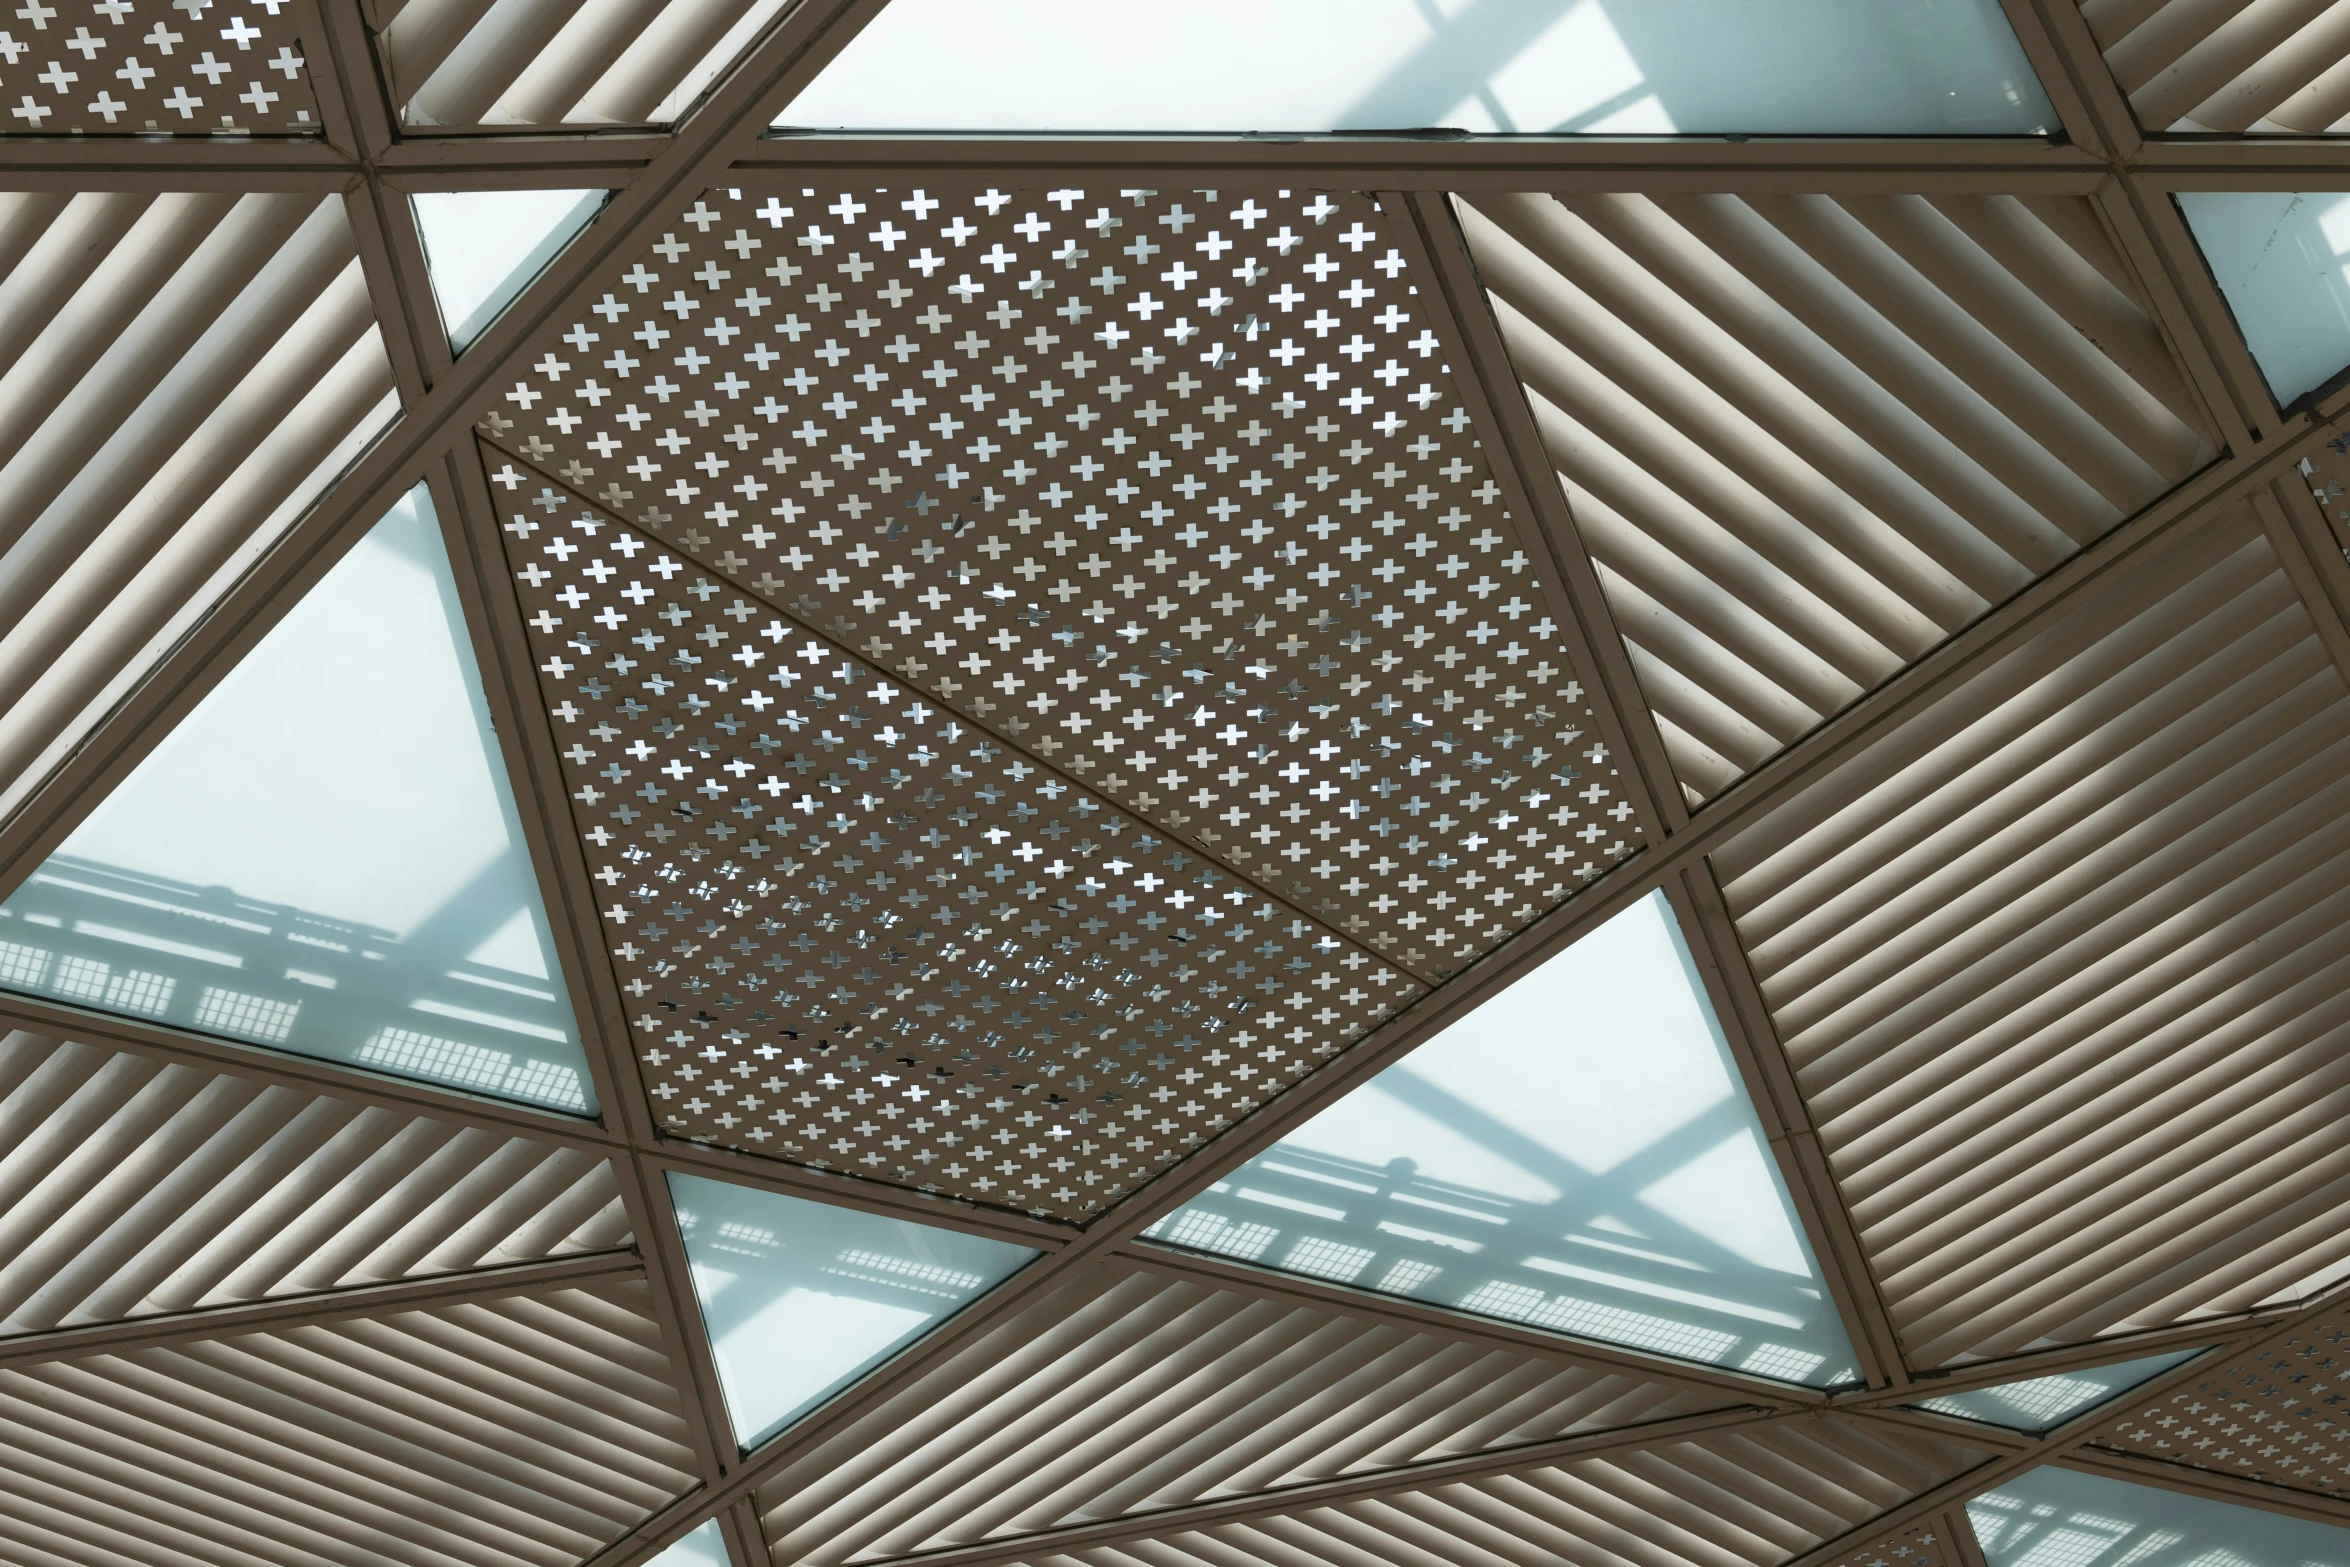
[0,189,396,829]
[0,1030,628,1334]
[1456,189,2215,803]
[754,1260,1742,1566]
[854,1417,1986,1567]
[2077,0,2350,132]
[2087,1305,2350,1500]
[0,0,321,134]
[1711,500,2350,1366]
[0,1277,696,1567]
[380,0,789,126]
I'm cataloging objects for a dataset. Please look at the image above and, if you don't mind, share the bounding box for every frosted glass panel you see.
[1146,890,1856,1385]
[413,188,606,351]
[670,1173,1036,1448]
[2178,191,2350,406]
[0,486,593,1114]
[1970,1467,2350,1566]
[648,1521,730,1567]
[1911,1350,2200,1433]
[779,0,2052,135]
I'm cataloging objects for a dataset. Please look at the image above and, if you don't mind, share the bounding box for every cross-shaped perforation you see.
[493,462,1417,1219]
[482,183,1638,983]
[0,0,314,133]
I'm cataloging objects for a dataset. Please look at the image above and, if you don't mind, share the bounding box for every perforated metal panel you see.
[752,1259,1743,1565]
[0,0,317,134]
[0,1029,628,1332]
[0,1277,697,1567]
[1714,501,2350,1367]
[480,182,1640,983]
[1458,189,2216,801]
[2077,0,2350,133]
[492,469,1416,1218]
[2091,1314,2350,1499]
[1819,1517,1962,1567]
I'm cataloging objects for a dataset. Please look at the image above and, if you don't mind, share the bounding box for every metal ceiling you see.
[0,1,2346,1565]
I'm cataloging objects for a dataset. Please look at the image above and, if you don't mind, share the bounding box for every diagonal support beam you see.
[0,1247,642,1366]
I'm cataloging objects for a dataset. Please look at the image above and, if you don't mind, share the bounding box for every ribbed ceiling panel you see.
[2079,0,2350,132]
[1712,505,2350,1366]
[757,1261,1738,1565]
[1457,190,2215,802]
[0,1278,697,1567]
[378,0,786,125]
[0,191,395,825]
[0,1031,628,1334]
[947,1419,1983,1567]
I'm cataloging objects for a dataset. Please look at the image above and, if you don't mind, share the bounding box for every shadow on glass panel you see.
[1909,1350,2201,1435]
[669,1172,1037,1449]
[1970,1466,2350,1567]
[777,0,2051,135]
[0,485,595,1114]
[1146,890,1858,1386]
[646,1520,729,1567]
[2177,191,2350,409]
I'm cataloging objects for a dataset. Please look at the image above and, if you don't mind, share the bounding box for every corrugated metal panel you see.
[0,191,396,826]
[0,1030,628,1334]
[926,1419,1984,1567]
[756,1261,1741,1565]
[1457,190,2215,802]
[0,1277,697,1567]
[1711,506,2350,1367]
[377,0,787,125]
[2078,0,2350,133]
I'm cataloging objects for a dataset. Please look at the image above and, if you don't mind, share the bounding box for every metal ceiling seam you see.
[2101,174,2277,445]
[1390,188,1688,839]
[642,1144,1073,1250]
[1989,0,2116,160]
[0,0,897,905]
[2255,482,2350,687]
[2056,1446,2350,1530]
[1772,1238,2350,1564]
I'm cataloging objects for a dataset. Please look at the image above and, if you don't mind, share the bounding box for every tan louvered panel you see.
[0,1279,695,1567]
[2079,0,2350,132]
[1458,190,2214,801]
[2089,1312,2350,1497]
[0,191,395,823]
[379,0,785,125]
[914,1420,1984,1567]
[757,1261,1737,1564]
[0,1031,627,1333]
[1712,504,2350,1366]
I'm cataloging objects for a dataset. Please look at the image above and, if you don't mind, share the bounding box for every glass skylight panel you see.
[776,0,2052,135]
[0,486,594,1115]
[1969,1466,2350,1566]
[1910,1350,2201,1434]
[2177,191,2350,408]
[669,1173,1036,1448]
[647,1521,730,1567]
[1146,890,1856,1385]
[412,188,607,352]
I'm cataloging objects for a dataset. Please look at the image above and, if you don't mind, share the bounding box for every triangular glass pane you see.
[669,1172,1037,1448]
[1911,1350,2202,1434]
[412,188,608,352]
[2177,191,2350,408]
[648,1521,730,1567]
[1146,889,1857,1386]
[0,486,595,1115]
[776,0,2052,135]
[1970,1467,2350,1566]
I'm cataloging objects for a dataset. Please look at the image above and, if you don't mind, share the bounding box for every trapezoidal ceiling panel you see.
[829,1417,1993,1567]
[0,1275,698,1567]
[480,183,1646,987]
[2075,0,2350,133]
[0,190,396,828]
[374,0,786,126]
[1710,492,2350,1368]
[752,1256,1743,1565]
[0,1028,628,1335]
[487,464,1417,1220]
[1455,189,2216,804]
[0,0,320,134]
